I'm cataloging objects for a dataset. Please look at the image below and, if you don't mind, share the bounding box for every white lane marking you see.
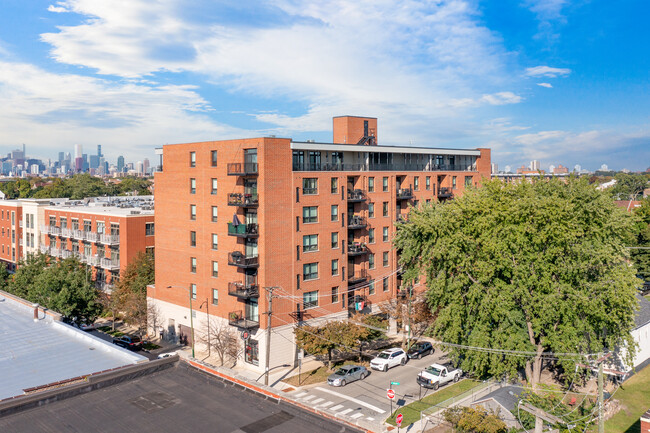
[314,387,386,414]
[295,392,308,398]
[366,417,375,421]
[318,401,334,408]
[350,413,364,419]
[311,398,324,405]
[338,408,353,415]
[302,395,315,401]
[330,405,344,411]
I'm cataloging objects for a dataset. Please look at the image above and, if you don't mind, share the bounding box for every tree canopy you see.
[111,251,155,334]
[632,197,650,281]
[394,177,640,388]
[609,173,649,200]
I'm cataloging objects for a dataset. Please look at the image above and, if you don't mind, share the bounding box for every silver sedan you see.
[326,365,368,387]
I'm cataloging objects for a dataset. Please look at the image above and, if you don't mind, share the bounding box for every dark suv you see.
[112,335,142,351]
[407,341,434,359]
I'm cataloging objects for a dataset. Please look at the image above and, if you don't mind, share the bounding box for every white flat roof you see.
[291,141,482,156]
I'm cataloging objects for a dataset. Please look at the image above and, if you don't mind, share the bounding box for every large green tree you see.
[394,177,640,389]
[632,197,650,281]
[111,251,155,333]
[610,173,649,200]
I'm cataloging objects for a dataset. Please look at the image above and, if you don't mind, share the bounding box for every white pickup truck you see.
[416,363,462,390]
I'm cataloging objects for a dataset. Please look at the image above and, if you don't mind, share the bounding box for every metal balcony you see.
[347,189,367,202]
[438,187,453,199]
[100,257,120,270]
[228,310,259,329]
[227,163,258,176]
[348,242,369,257]
[396,188,414,200]
[348,269,369,285]
[228,252,259,268]
[348,215,366,230]
[71,229,85,240]
[227,222,259,238]
[99,234,120,245]
[228,282,260,299]
[60,228,73,238]
[227,193,259,208]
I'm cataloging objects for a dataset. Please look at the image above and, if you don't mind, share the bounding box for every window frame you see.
[190,204,196,220]
[331,232,339,249]
[145,223,155,236]
[383,227,389,242]
[302,234,318,252]
[211,178,218,195]
[211,206,218,222]
[190,151,196,167]
[211,150,218,167]
[212,288,219,305]
[303,262,318,281]
[330,205,338,222]
[212,233,218,250]
[303,290,318,309]
[303,206,318,224]
[212,261,218,277]
[331,259,339,276]
[190,178,196,194]
[303,178,318,195]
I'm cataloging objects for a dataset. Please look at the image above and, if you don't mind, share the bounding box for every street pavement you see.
[287,347,452,425]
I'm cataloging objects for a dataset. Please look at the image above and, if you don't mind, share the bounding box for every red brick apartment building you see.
[150,116,491,371]
[0,196,154,292]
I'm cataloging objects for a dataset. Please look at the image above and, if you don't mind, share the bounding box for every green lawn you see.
[604,364,650,433]
[385,379,483,427]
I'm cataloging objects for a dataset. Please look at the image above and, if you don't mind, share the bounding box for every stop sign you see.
[387,389,395,400]
[396,413,403,426]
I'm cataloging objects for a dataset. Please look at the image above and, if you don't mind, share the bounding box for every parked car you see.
[370,348,408,372]
[417,363,462,390]
[112,335,142,351]
[327,365,368,387]
[408,341,434,359]
[157,351,178,359]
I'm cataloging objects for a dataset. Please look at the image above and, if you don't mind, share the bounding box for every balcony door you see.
[245,299,258,320]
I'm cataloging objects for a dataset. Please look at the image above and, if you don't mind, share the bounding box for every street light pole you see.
[200,298,210,358]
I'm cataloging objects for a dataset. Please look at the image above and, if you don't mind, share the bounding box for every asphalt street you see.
[288,347,453,424]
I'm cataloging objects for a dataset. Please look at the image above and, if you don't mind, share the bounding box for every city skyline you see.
[0,1,648,171]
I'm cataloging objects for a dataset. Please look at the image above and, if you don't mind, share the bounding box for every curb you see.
[186,359,381,433]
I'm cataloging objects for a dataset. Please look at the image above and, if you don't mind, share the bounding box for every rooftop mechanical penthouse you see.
[150,116,491,371]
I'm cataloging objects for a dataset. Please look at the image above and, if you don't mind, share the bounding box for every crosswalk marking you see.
[350,413,364,419]
[338,408,353,415]
[311,398,324,405]
[330,405,344,411]
[314,387,386,414]
[302,395,315,401]
[366,417,375,421]
[294,392,308,398]
[317,401,334,408]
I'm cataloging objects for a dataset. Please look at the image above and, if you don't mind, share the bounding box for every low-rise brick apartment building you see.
[150,116,491,371]
[0,196,154,292]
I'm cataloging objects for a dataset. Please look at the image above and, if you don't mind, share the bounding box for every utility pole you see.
[264,286,277,386]
[598,352,604,433]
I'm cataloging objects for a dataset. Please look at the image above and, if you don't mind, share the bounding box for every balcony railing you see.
[347,189,367,202]
[60,228,73,238]
[85,232,99,242]
[396,188,414,200]
[99,234,120,245]
[348,215,366,229]
[228,252,259,268]
[100,257,120,270]
[348,242,369,257]
[227,163,258,176]
[438,187,453,198]
[227,193,259,207]
[228,310,260,329]
[71,229,85,240]
[348,269,369,285]
[228,282,260,299]
[292,163,475,172]
[227,222,259,238]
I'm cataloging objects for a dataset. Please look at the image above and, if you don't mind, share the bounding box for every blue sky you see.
[0,0,648,171]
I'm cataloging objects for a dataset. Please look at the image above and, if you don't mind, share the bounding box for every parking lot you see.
[287,346,452,424]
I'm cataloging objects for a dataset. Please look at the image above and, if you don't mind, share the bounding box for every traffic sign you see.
[387,389,395,400]
[390,381,401,386]
[396,413,403,427]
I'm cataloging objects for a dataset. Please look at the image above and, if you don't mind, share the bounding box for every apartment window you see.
[383,278,389,292]
[369,228,375,243]
[303,178,317,195]
[383,227,389,242]
[303,206,318,223]
[190,178,196,194]
[426,176,431,190]
[331,287,339,303]
[331,205,338,222]
[110,223,120,236]
[369,253,375,269]
[211,206,218,222]
[71,219,79,230]
[190,151,196,167]
[368,177,374,192]
[331,178,338,194]
[146,223,155,236]
[368,203,374,218]
[452,176,457,189]
[383,251,389,266]
[212,234,218,250]
[146,246,154,255]
[331,232,339,249]
[331,259,339,276]
[190,257,197,273]
[83,220,91,232]
[382,177,388,192]
[414,176,419,191]
[383,202,389,217]
[303,263,318,281]
[212,261,218,277]
[212,288,219,305]
[211,150,218,167]
[49,216,56,226]
[60,217,67,229]
[303,234,318,252]
[190,205,196,220]
[465,176,473,187]
[369,280,375,295]
[211,179,218,194]
[190,284,197,299]
[303,290,318,309]
[190,231,196,246]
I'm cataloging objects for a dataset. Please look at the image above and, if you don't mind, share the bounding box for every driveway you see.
[287,347,452,426]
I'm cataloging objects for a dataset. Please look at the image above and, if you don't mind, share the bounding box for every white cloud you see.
[47,4,70,13]
[537,82,552,88]
[525,66,571,77]
[522,0,567,21]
